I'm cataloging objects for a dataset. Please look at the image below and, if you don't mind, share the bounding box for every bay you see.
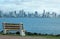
[0,18,60,35]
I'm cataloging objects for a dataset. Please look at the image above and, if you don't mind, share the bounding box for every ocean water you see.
[0,18,60,35]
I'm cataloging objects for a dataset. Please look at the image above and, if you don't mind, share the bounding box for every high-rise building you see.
[51,12,57,18]
[3,13,9,18]
[45,12,50,18]
[0,10,2,17]
[9,11,14,17]
[58,14,60,18]
[34,11,38,17]
[18,10,25,17]
[42,10,46,18]
[28,12,35,18]
[28,12,32,17]
[13,11,17,17]
[23,12,27,17]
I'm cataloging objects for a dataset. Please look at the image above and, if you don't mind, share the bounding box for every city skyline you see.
[0,10,60,18]
[0,0,60,14]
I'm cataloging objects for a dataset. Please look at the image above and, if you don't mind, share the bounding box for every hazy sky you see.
[0,0,60,14]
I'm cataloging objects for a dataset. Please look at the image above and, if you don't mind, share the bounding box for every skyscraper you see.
[51,12,57,18]
[0,10,2,17]
[18,10,25,17]
[42,10,46,18]
[46,12,50,18]
[13,11,17,17]
[34,11,38,17]
[9,11,14,17]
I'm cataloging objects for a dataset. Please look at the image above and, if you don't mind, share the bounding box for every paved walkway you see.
[0,35,58,39]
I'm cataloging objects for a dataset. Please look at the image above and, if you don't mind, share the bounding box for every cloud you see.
[0,0,60,13]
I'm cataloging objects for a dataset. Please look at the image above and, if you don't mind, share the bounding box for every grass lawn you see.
[0,33,60,39]
[0,34,60,39]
